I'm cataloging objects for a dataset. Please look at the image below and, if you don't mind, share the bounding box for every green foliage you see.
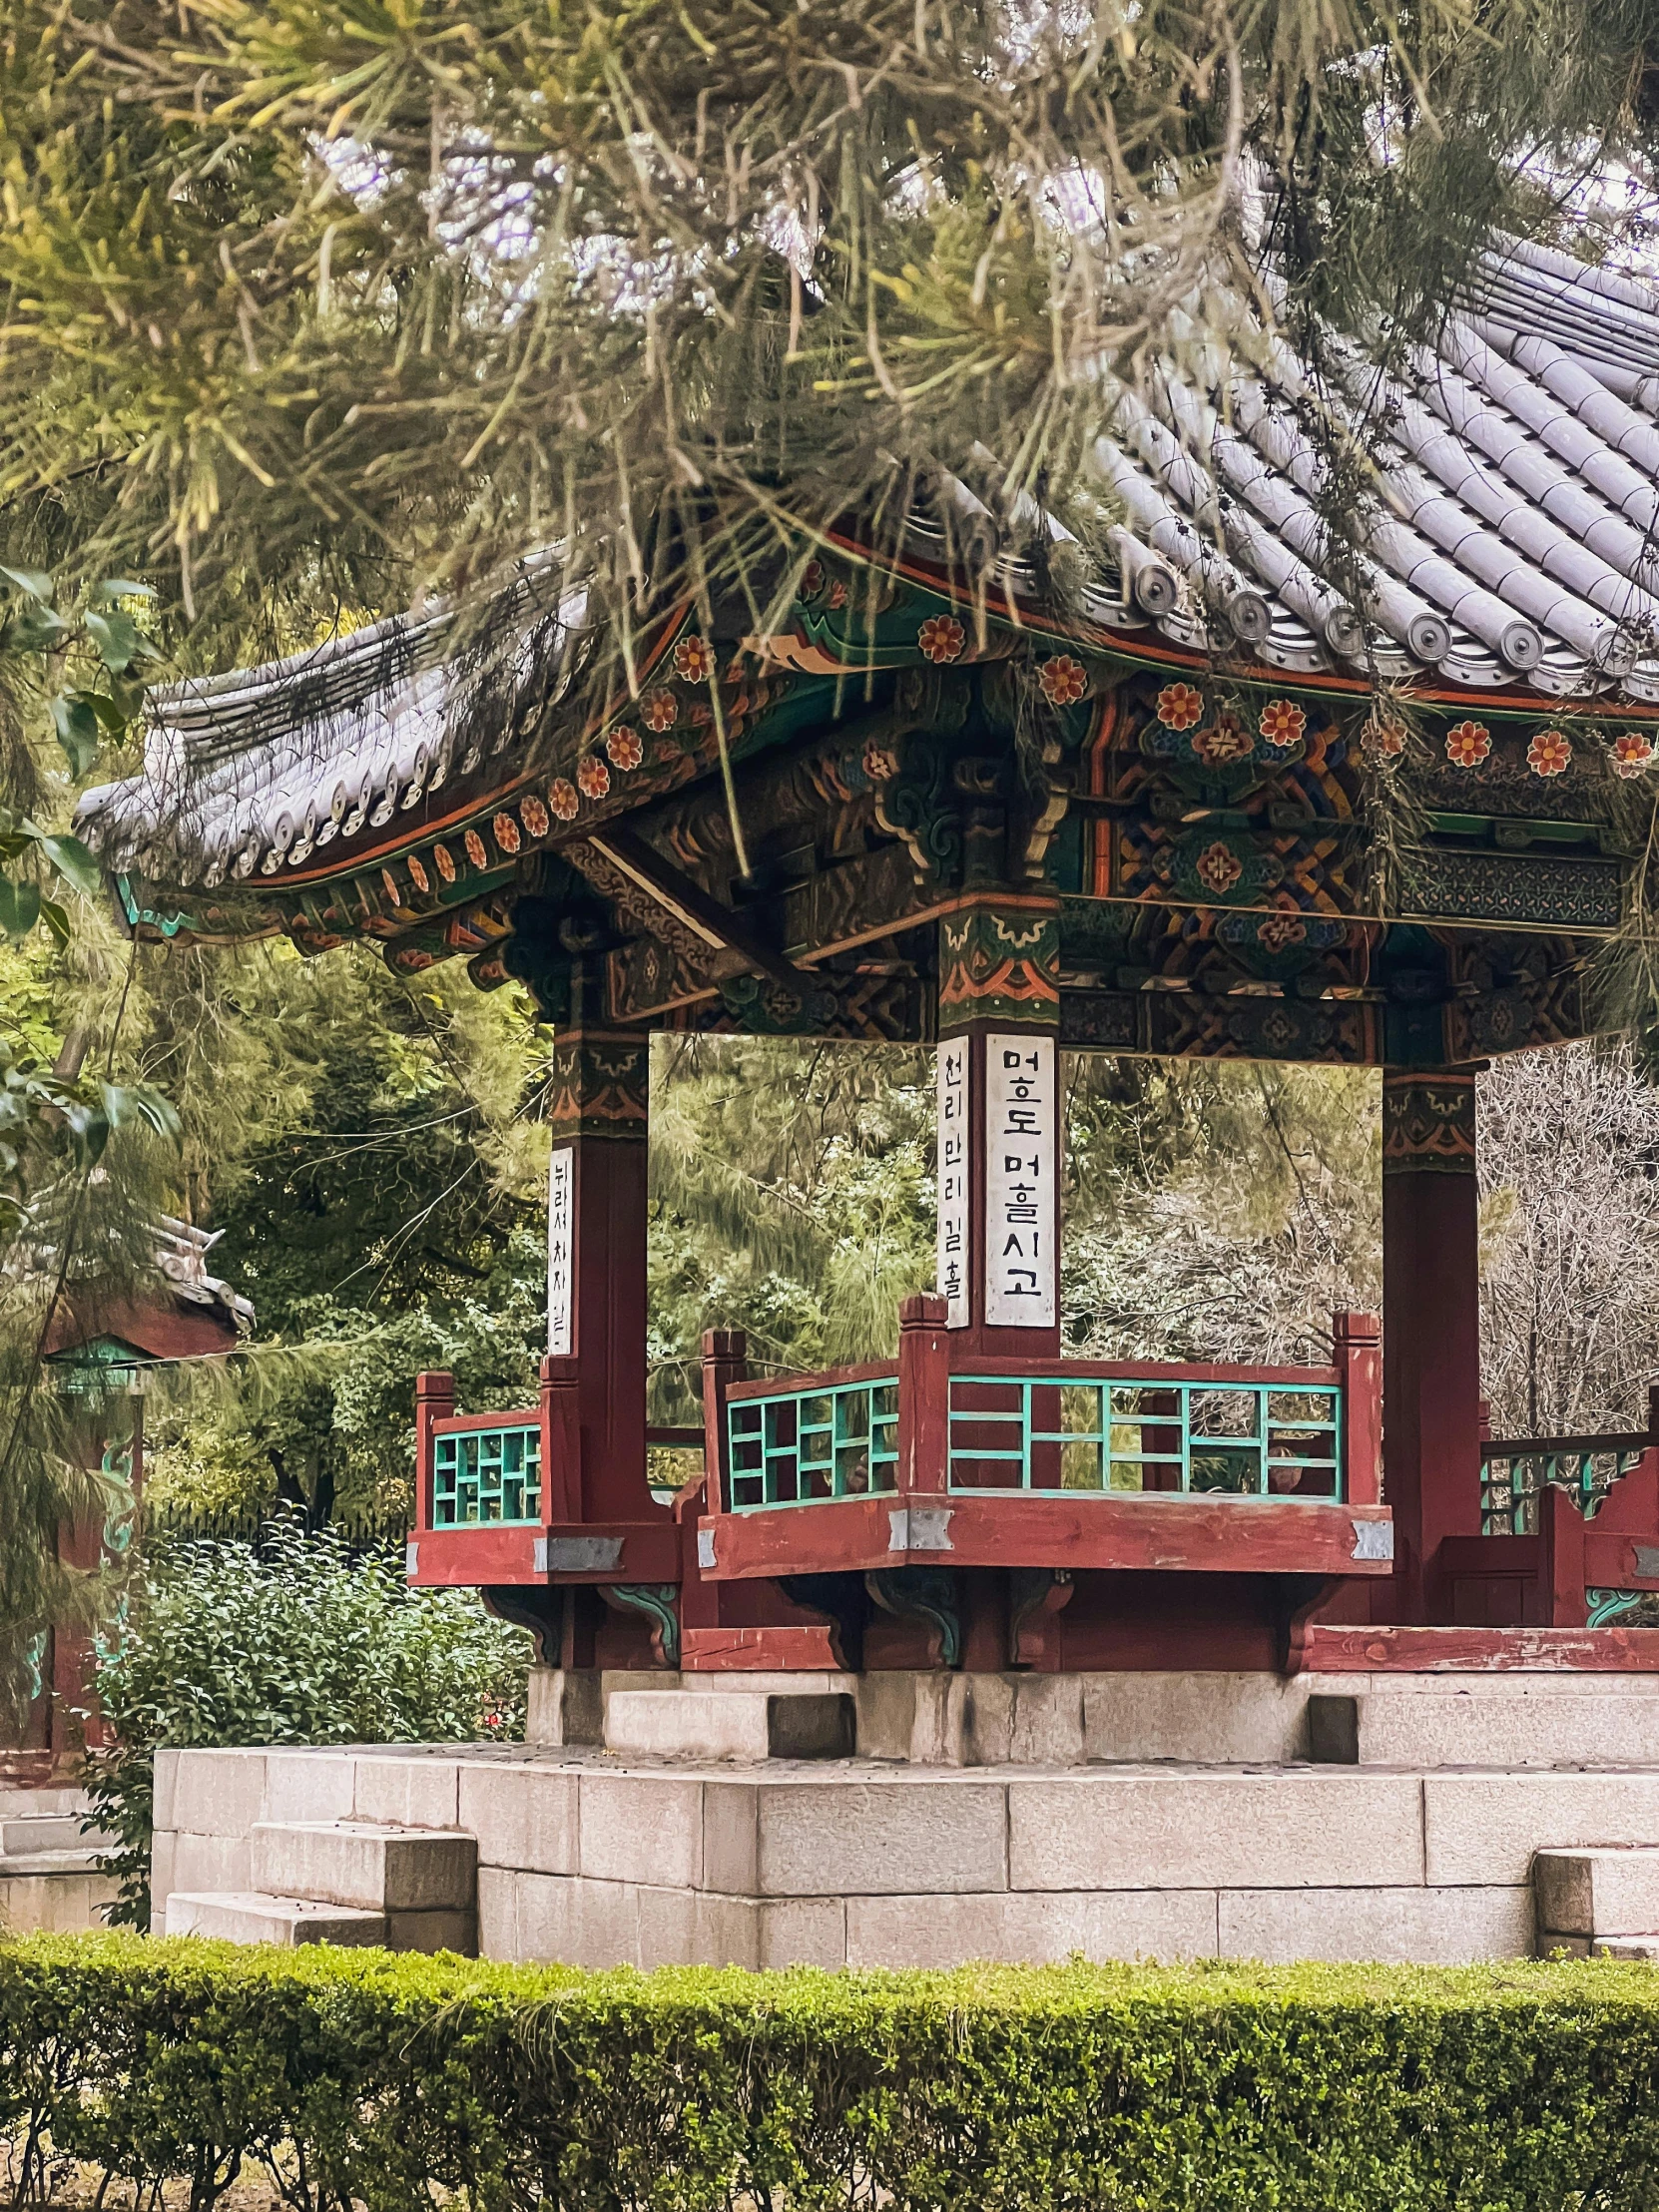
[0,0,1648,719]
[126,939,548,1532]
[83,1517,532,1930]
[649,1036,936,1415]
[5,1938,1659,2210]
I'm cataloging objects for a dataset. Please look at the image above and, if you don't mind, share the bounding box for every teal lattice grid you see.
[728,1381,898,1508]
[947,1376,1343,1499]
[433,1424,542,1526]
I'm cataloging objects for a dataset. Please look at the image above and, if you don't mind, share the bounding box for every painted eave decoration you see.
[74,235,1659,964]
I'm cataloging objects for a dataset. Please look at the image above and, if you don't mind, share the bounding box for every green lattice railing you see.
[727,1379,898,1508]
[1479,1435,1649,1536]
[432,1422,543,1527]
[947,1376,1344,1498]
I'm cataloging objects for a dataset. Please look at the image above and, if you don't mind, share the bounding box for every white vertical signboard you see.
[935,1036,970,1328]
[547,1144,575,1357]
[984,1034,1058,1327]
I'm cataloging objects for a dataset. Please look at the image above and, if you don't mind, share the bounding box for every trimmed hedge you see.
[3,1936,1659,2209]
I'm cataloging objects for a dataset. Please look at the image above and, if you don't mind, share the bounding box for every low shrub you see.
[3,1936,1659,2211]
[84,1517,531,1929]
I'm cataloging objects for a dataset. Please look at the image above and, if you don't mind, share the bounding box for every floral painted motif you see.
[406,855,430,895]
[578,756,611,800]
[433,843,457,884]
[608,726,644,770]
[521,795,551,837]
[380,868,402,906]
[549,779,580,822]
[1194,840,1245,896]
[1259,699,1307,749]
[673,634,715,683]
[642,690,679,732]
[463,829,488,869]
[799,559,826,599]
[917,613,966,664]
[1363,716,1407,767]
[829,579,848,609]
[1613,730,1656,779]
[1444,720,1491,769]
[1037,655,1087,706]
[493,812,523,855]
[1526,728,1572,778]
[1192,716,1253,766]
[1155,682,1205,731]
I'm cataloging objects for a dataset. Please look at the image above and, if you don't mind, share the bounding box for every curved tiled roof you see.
[1090,236,1659,697]
[78,558,581,889]
[77,236,1659,891]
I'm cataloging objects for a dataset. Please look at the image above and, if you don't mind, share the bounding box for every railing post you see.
[1334,1311,1382,1507]
[700,1330,748,1516]
[413,1372,454,1544]
[1540,1478,1589,1626]
[898,1292,950,1494]
[539,1355,581,1521]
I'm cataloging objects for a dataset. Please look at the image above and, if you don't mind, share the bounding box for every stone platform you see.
[149,1665,1659,1969]
[0,1783,116,1934]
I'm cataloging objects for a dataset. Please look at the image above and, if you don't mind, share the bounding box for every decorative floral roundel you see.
[407,855,430,895]
[1364,717,1407,766]
[433,843,457,883]
[1613,731,1656,779]
[492,812,523,855]
[1526,729,1572,778]
[642,690,679,732]
[578,756,611,800]
[1037,655,1087,706]
[917,613,966,665]
[1195,840,1245,896]
[1444,720,1491,768]
[1259,699,1307,749]
[673,634,715,684]
[1156,681,1205,731]
[463,828,489,868]
[608,725,645,770]
[549,779,580,823]
[520,795,551,837]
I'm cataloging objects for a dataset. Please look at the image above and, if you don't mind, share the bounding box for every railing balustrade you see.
[945,1375,1344,1498]
[432,1421,543,1527]
[726,1377,899,1509]
[1479,1434,1650,1536]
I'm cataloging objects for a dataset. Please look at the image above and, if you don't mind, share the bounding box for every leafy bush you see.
[4,1937,1659,2212]
[85,1518,531,1928]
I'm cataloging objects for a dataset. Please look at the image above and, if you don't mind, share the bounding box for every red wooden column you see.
[1381,1070,1483,1621]
[934,895,1063,1364]
[543,996,650,1524]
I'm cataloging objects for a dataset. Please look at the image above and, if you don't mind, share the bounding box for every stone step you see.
[167,1891,389,1946]
[165,1888,477,1953]
[1309,1688,1659,1770]
[2,1814,110,1854]
[604,1689,856,1764]
[1534,1846,1659,1944]
[0,1786,91,1822]
[0,1846,106,1879]
[250,1822,476,1913]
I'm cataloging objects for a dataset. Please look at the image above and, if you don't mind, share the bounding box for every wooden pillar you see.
[934,895,1063,1362]
[1382,1070,1483,1621]
[544,994,650,1523]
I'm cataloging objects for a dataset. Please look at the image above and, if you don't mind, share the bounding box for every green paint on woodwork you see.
[727,1381,899,1508]
[947,1375,1344,1500]
[433,1424,542,1527]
